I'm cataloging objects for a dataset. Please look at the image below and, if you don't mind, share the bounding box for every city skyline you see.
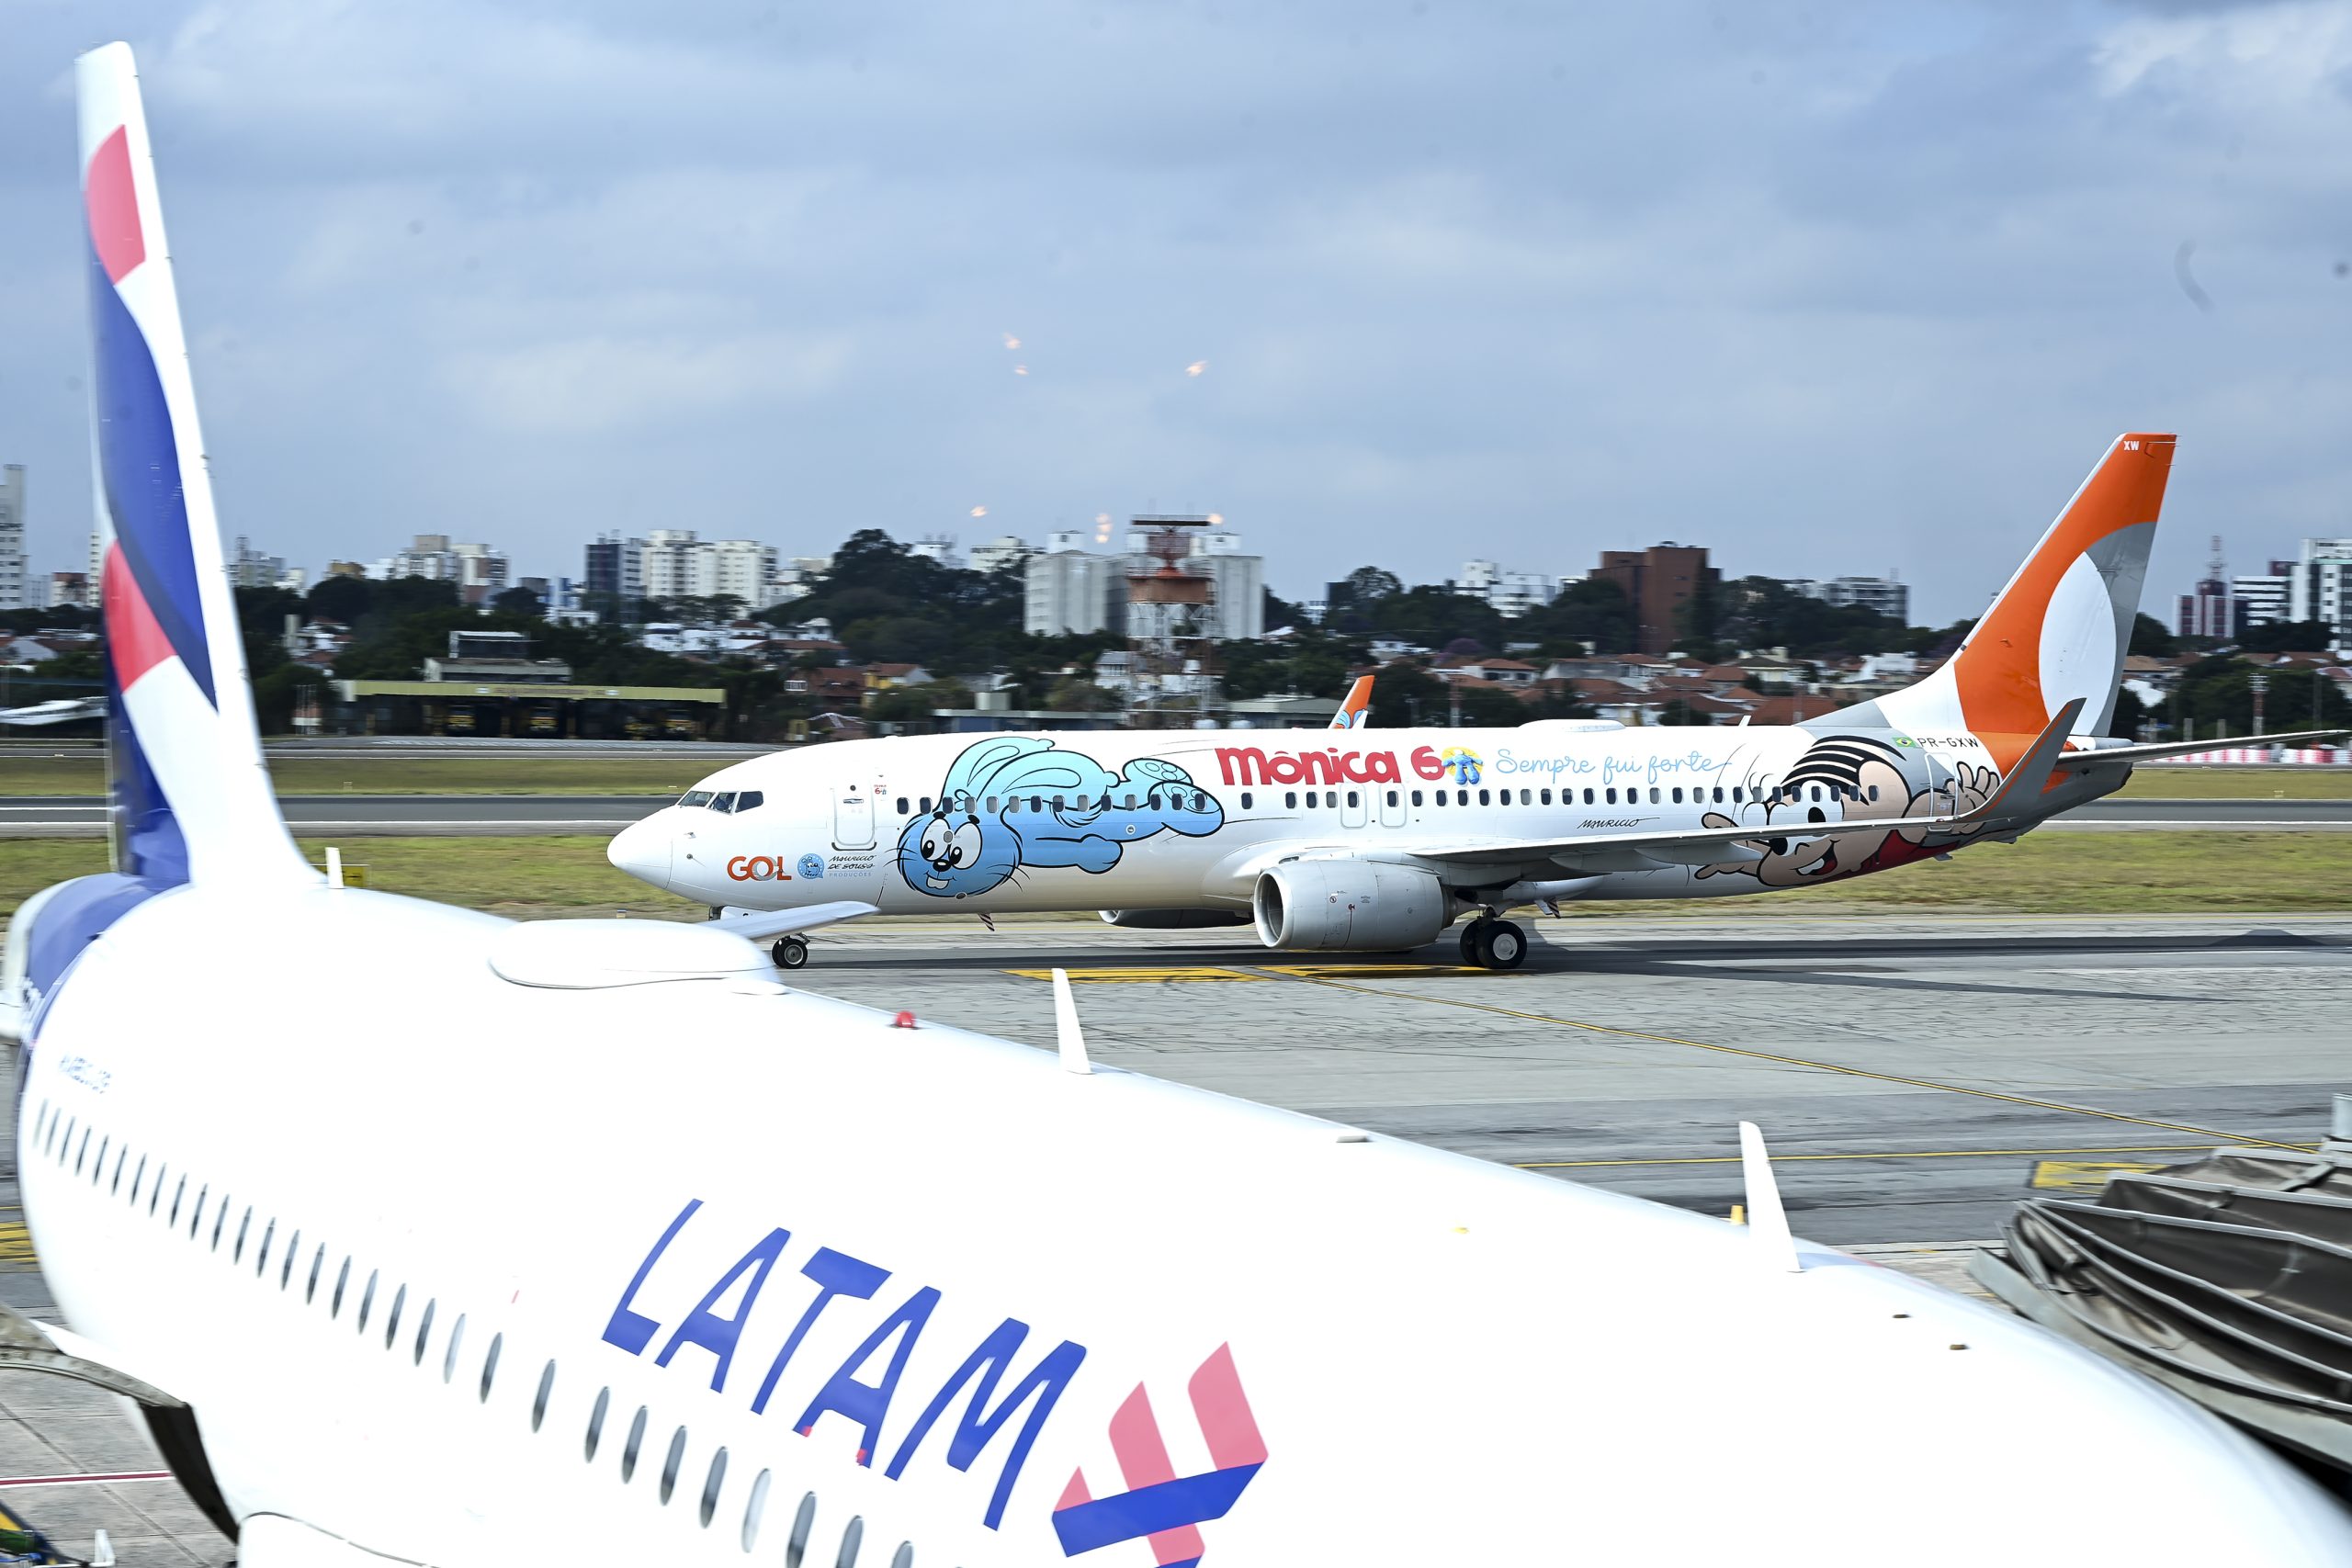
[7,6,2352,625]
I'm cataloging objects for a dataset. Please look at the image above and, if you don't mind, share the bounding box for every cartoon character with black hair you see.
[1696,734,1996,888]
[896,738,1225,898]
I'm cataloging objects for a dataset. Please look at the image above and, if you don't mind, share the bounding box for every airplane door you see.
[1340,785,1369,829]
[1377,784,1407,829]
[833,785,876,850]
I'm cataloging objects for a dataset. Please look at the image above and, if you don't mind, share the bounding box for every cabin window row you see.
[892,793,1204,816]
[35,1100,926,1567]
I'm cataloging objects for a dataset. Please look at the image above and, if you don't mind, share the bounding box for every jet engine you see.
[1099,908,1254,930]
[1251,860,1450,952]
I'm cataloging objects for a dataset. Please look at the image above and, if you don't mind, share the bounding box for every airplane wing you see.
[1393,698,2084,875]
[707,900,878,942]
[1328,674,1374,729]
[2054,728,2350,772]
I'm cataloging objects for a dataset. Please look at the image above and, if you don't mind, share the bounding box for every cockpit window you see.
[710,792,738,813]
[680,790,714,808]
[736,791,763,812]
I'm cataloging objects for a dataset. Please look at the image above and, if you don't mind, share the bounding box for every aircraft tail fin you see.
[78,43,310,888]
[1835,434,2175,741]
[1329,675,1374,730]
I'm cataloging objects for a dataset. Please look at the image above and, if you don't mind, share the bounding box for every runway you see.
[2,793,2347,836]
[775,911,2352,1248]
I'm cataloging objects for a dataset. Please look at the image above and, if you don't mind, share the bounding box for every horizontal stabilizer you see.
[2056,728,2351,773]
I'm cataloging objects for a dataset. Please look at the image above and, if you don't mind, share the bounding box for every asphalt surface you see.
[3,793,2348,835]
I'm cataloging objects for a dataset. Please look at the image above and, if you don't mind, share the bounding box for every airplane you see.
[10,44,2352,1567]
[612,440,2348,970]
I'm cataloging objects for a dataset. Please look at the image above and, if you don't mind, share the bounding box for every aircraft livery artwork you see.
[893,737,1226,898]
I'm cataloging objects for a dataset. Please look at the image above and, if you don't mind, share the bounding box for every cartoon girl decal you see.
[896,738,1227,899]
[1696,735,1998,888]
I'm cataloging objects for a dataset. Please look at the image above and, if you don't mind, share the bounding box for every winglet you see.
[1738,1122,1802,1273]
[1329,674,1374,730]
[1051,967,1093,1075]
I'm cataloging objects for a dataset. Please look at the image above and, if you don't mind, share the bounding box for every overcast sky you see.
[5,0,2350,624]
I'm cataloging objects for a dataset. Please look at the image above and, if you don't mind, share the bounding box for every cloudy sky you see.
[5,0,2350,624]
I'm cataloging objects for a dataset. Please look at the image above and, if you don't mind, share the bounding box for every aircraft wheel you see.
[1458,919,1491,968]
[1483,919,1527,970]
[773,936,809,970]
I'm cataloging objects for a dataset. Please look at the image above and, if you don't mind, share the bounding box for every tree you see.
[2239,618,2336,654]
[2109,687,2148,740]
[2127,613,2176,659]
[1262,587,1310,633]
[1455,684,1530,727]
[492,585,545,619]
[1657,697,1713,727]
[1535,578,1636,656]
[1367,662,1445,728]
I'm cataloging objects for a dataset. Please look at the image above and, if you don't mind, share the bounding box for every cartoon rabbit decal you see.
[895,738,1227,898]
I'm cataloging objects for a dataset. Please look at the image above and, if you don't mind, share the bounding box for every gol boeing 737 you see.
[613,446,2343,969]
[9,47,2352,1566]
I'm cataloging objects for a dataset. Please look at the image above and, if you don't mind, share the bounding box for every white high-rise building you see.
[0,465,28,611]
[1023,546,1122,636]
[969,536,1032,574]
[2290,538,2352,652]
[2233,561,2294,631]
[1453,558,1562,618]
[640,530,782,613]
[712,538,781,612]
[1791,575,1910,624]
[1024,527,1266,639]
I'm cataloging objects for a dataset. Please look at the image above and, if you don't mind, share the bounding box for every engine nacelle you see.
[1252,860,1451,952]
[1099,908,1253,930]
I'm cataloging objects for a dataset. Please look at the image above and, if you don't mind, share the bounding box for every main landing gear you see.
[771,936,809,970]
[1458,916,1527,971]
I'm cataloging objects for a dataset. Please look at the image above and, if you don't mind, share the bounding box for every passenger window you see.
[386,1284,406,1348]
[1584,788,1595,805]
[1733,786,1744,803]
[1075,795,1091,810]
[130,1155,145,1205]
[1541,789,1551,805]
[741,1469,772,1550]
[357,1269,379,1332]
[1240,792,1253,809]
[1672,787,1682,804]
[1811,784,1824,803]
[150,1165,165,1216]
[1386,790,1398,807]
[1606,788,1617,804]
[985,795,998,811]
[331,1257,351,1317]
[917,797,931,813]
[1457,790,1469,806]
[256,1219,274,1277]
[413,1298,436,1364]
[1649,787,1661,805]
[891,1545,914,1568]
[1052,795,1065,810]
[1284,792,1297,808]
[1870,784,1881,802]
[443,1314,468,1383]
[168,1175,184,1226]
[209,1194,227,1248]
[74,1128,89,1176]
[1714,786,1725,803]
[232,1206,251,1262]
[737,791,763,812]
[481,1332,503,1401]
[1346,790,1359,807]
[660,1426,687,1503]
[1478,789,1490,806]
[700,1447,729,1527]
[1031,795,1044,812]
[786,1494,818,1567]
[92,1135,107,1184]
[534,1359,555,1430]
[585,1387,610,1461]
[621,1405,648,1482]
[282,1230,301,1290]
[895,797,908,815]
[1411,790,1423,806]
[836,1517,865,1567]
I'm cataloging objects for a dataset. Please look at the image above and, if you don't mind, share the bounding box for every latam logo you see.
[1215,745,1448,787]
[1054,1345,1267,1567]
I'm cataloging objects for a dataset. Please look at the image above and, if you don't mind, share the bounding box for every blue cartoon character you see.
[896,738,1227,898]
[1439,746,1483,786]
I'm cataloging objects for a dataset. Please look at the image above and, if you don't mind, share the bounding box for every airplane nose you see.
[607,815,673,886]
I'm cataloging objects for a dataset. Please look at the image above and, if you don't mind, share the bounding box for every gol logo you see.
[1053,1343,1266,1565]
[725,855,794,882]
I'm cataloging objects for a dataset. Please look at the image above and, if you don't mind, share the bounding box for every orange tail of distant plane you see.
[1329,674,1374,730]
[1830,433,2175,744]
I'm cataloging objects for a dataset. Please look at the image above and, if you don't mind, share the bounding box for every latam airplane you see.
[8,44,2352,1567]
[612,447,2342,970]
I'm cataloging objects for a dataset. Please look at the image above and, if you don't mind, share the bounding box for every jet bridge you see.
[1974,1100,2352,1473]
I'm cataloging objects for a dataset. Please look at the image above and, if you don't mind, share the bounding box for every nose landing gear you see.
[772,936,809,970]
[1458,916,1527,970]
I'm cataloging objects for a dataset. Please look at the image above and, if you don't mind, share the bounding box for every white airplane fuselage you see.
[23,879,2352,1565]
[612,719,2125,926]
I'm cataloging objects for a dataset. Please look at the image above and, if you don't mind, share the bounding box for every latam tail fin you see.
[1830,433,2175,742]
[78,44,309,888]
[1329,675,1374,730]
